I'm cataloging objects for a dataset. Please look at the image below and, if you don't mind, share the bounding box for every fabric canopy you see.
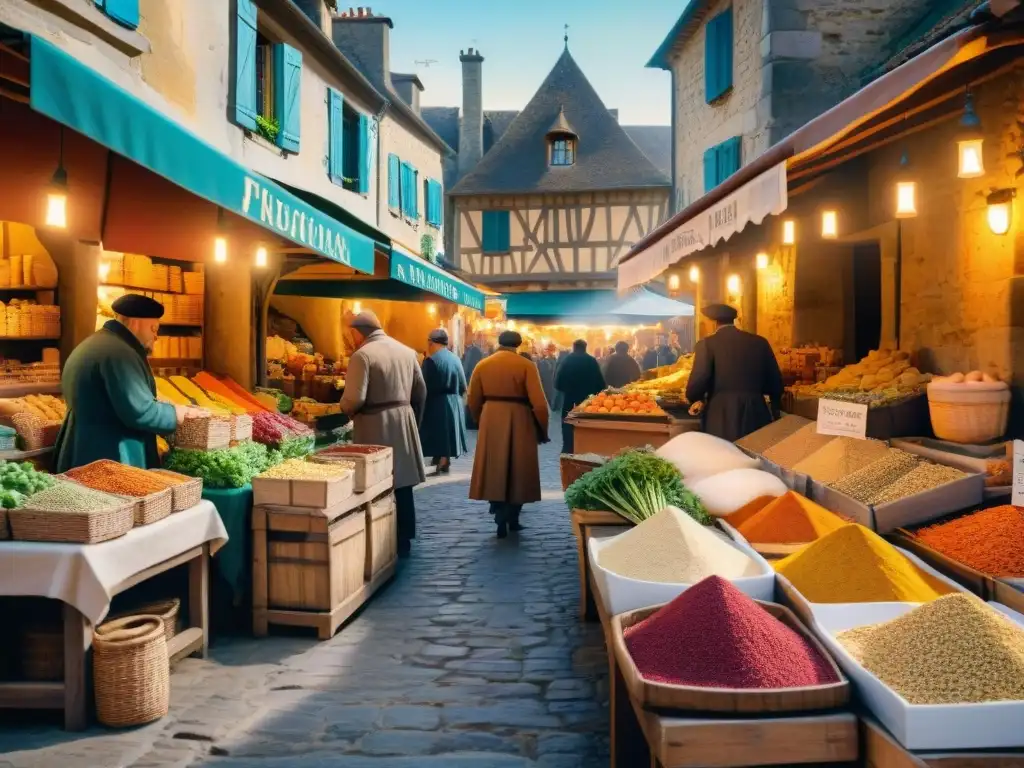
[28,36,376,274]
[389,246,485,311]
[505,287,692,323]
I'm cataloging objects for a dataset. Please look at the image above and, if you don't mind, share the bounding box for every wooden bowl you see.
[611,599,850,714]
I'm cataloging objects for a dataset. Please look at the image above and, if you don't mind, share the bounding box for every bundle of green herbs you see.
[564,448,711,525]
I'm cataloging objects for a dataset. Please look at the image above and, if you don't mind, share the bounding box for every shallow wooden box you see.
[311,446,393,493]
[252,471,355,509]
[365,491,397,580]
[266,510,366,614]
[611,601,850,714]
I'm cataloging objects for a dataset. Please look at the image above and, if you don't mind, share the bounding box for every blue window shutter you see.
[500,211,510,251]
[233,0,258,130]
[704,15,718,104]
[703,147,717,193]
[102,0,139,28]
[357,113,370,194]
[399,162,408,215]
[705,8,733,103]
[387,154,400,209]
[720,9,734,96]
[720,136,741,180]
[428,180,442,226]
[412,169,419,218]
[483,211,510,253]
[327,88,344,184]
[273,43,302,152]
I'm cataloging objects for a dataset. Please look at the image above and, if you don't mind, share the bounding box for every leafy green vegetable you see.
[564,448,711,526]
[164,441,286,488]
[0,459,55,505]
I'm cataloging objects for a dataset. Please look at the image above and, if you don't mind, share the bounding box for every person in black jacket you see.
[602,341,643,389]
[554,339,605,453]
[642,335,678,371]
[685,304,784,442]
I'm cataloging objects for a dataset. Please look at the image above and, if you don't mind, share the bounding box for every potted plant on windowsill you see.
[255,116,280,144]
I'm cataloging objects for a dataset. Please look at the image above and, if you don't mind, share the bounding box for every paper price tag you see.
[1013,440,1024,509]
[816,399,868,440]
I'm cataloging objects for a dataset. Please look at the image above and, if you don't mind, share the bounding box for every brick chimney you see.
[332,6,394,90]
[458,47,484,177]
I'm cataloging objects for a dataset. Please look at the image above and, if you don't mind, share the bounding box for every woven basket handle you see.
[95,615,164,647]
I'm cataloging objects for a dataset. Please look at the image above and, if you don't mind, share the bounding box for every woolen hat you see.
[428,328,449,345]
[498,330,522,348]
[112,294,165,319]
[350,309,382,331]
[702,303,738,323]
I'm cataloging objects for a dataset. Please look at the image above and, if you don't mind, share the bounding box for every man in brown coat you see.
[468,330,550,539]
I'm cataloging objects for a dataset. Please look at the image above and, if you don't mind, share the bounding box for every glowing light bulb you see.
[427,303,437,316]
[726,274,741,294]
[821,210,838,239]
[668,274,680,291]
[988,201,1011,235]
[353,301,362,314]
[688,265,700,283]
[755,252,769,270]
[98,262,111,282]
[895,181,918,219]
[255,246,268,268]
[45,192,67,229]
[214,237,228,263]
[958,138,984,179]
[782,219,795,245]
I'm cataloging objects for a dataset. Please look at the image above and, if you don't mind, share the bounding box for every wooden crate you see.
[566,416,700,455]
[266,510,366,613]
[252,471,355,508]
[570,508,631,622]
[365,491,397,580]
[862,716,1024,768]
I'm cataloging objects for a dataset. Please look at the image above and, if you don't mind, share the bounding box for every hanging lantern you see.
[755,252,769,270]
[688,265,700,283]
[726,274,741,295]
[895,151,918,219]
[986,188,1015,235]
[821,210,838,239]
[782,219,796,245]
[254,246,268,268]
[45,127,68,229]
[213,237,228,263]
[957,92,985,179]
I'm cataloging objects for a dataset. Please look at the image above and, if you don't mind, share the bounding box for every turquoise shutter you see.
[357,113,370,194]
[412,168,419,218]
[718,136,741,181]
[233,0,258,130]
[705,8,733,103]
[703,147,717,193]
[399,162,408,215]
[273,43,302,152]
[328,88,344,184]
[102,0,139,28]
[387,154,400,209]
[428,180,441,226]
[483,211,510,253]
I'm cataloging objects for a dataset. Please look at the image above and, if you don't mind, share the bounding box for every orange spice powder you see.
[737,491,848,545]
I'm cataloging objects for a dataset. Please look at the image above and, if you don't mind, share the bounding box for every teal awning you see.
[28,36,375,274]
[389,246,485,311]
[505,287,692,324]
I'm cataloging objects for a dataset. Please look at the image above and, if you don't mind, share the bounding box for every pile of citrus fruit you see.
[578,390,666,417]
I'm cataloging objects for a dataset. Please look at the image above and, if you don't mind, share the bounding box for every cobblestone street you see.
[0,434,609,767]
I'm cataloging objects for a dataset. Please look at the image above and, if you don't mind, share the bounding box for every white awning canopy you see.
[618,161,787,291]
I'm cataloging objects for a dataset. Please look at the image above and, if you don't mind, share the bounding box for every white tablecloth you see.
[0,501,228,625]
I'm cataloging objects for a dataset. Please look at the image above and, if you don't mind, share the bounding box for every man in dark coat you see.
[554,339,605,454]
[55,295,203,471]
[419,329,468,473]
[537,343,558,408]
[462,336,486,430]
[602,341,643,389]
[642,335,679,371]
[685,304,784,442]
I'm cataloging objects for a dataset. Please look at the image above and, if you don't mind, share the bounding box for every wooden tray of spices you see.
[611,600,850,714]
[252,469,355,509]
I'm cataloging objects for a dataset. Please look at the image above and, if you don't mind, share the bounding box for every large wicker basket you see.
[9,501,134,544]
[108,598,180,642]
[93,616,170,727]
[149,469,204,512]
[175,415,231,450]
[927,383,1010,444]
[230,414,253,443]
[62,464,175,527]
[560,455,604,491]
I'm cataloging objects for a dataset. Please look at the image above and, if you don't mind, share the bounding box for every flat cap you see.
[350,309,382,331]
[702,303,738,323]
[498,330,522,348]
[112,294,165,319]
[428,328,449,345]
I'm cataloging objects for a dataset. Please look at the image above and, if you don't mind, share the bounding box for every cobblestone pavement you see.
[0,433,609,767]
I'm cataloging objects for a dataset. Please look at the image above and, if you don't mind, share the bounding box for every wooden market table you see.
[0,501,226,730]
[565,415,700,455]
[570,508,629,621]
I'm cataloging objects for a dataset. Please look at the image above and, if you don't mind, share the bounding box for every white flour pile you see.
[596,506,761,583]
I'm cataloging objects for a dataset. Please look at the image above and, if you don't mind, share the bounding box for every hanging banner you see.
[390,246,485,312]
[618,161,788,291]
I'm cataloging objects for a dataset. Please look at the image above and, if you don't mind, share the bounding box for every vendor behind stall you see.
[55,294,205,471]
[685,303,783,442]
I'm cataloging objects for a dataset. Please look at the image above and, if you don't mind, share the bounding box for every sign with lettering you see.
[816,399,869,440]
[390,246,485,312]
[1013,440,1024,509]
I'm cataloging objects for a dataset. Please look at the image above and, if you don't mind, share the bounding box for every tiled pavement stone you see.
[0,432,609,766]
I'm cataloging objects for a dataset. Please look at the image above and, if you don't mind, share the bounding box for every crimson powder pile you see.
[624,576,839,688]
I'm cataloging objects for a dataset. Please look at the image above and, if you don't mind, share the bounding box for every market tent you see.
[505,287,692,325]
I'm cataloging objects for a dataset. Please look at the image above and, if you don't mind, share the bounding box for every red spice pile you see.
[916,505,1024,577]
[624,576,839,688]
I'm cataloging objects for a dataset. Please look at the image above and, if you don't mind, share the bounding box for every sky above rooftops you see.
[377,0,678,125]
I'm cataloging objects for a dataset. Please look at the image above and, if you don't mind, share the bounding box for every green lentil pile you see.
[792,437,891,484]
[762,423,837,469]
[258,458,354,480]
[837,593,1024,704]
[867,461,967,505]
[735,415,811,455]
[25,480,128,511]
[827,449,920,503]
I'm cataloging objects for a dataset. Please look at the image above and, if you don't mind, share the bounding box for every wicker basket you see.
[21,627,63,681]
[231,414,253,442]
[175,415,231,450]
[9,502,134,544]
[560,455,604,491]
[149,469,204,512]
[93,615,169,727]
[927,384,1010,444]
[126,488,173,527]
[108,598,180,642]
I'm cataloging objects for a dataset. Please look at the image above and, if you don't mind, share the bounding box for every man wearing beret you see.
[419,328,468,474]
[55,294,206,471]
[685,303,783,442]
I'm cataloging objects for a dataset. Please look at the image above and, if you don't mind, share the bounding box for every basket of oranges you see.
[573,389,668,421]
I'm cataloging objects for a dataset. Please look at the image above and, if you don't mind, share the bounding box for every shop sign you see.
[390,247,485,312]
[1013,440,1024,509]
[816,399,868,440]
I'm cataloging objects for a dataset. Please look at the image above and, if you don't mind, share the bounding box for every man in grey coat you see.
[341,311,427,557]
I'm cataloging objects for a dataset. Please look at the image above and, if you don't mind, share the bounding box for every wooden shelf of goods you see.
[252,476,398,640]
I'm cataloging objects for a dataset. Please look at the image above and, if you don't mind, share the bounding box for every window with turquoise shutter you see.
[357,114,371,195]
[482,211,510,254]
[327,88,344,185]
[273,43,302,152]
[232,0,258,130]
[703,136,742,192]
[703,147,717,194]
[411,168,420,218]
[387,154,401,210]
[704,7,733,103]
[96,0,139,29]
[425,179,442,228]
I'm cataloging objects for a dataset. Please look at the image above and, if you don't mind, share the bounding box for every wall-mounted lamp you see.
[782,219,796,245]
[668,273,680,291]
[726,273,741,295]
[427,303,438,316]
[45,128,68,229]
[755,252,769,270]
[213,208,228,263]
[821,210,838,239]
[895,150,918,219]
[986,188,1015,235]
[254,246,268,268]
[957,92,985,179]
[688,265,700,283]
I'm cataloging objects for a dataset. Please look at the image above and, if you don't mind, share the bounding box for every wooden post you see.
[62,603,91,731]
[252,506,269,637]
[188,543,210,658]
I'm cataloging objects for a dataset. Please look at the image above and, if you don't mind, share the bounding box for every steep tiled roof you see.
[449,49,670,196]
[623,126,672,178]
[868,0,984,79]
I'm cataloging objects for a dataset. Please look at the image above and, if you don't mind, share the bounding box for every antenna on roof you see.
[564,23,569,48]
[414,59,438,68]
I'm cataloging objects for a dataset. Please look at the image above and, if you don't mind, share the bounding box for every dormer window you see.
[546,106,578,167]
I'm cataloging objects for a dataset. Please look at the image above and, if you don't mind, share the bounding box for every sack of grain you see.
[689,468,788,517]
[656,431,758,483]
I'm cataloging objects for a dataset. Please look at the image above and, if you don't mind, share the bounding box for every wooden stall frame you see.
[862,716,1024,768]
[570,508,628,621]
[566,416,699,456]
[0,543,209,731]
